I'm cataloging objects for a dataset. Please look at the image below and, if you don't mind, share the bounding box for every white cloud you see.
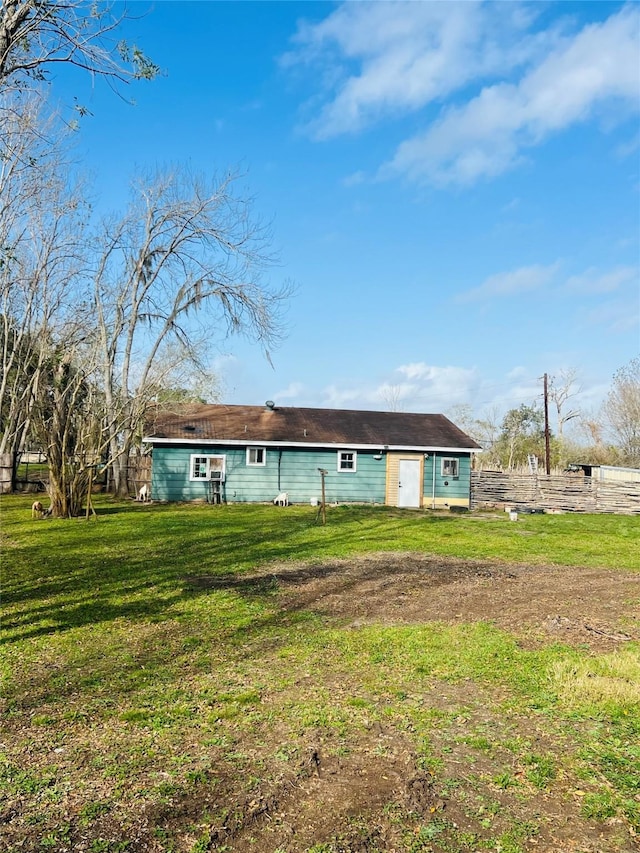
[314,363,478,411]
[565,265,639,294]
[321,384,370,408]
[458,262,560,302]
[286,1,543,139]
[286,3,639,186]
[394,363,478,406]
[617,235,640,250]
[274,381,306,400]
[615,129,640,159]
[373,381,418,404]
[507,366,527,380]
[386,5,640,185]
[342,170,366,187]
[582,295,640,333]
[396,362,435,381]
[239,361,615,423]
[502,197,521,213]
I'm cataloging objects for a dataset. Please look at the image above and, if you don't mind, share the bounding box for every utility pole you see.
[543,373,551,475]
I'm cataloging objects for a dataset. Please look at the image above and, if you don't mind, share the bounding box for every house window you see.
[246,447,266,466]
[441,458,459,479]
[337,450,357,472]
[190,454,225,481]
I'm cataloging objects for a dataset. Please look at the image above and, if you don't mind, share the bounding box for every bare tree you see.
[446,403,477,437]
[92,168,291,496]
[0,94,87,490]
[0,3,173,510]
[0,0,158,90]
[605,357,640,466]
[1,106,291,509]
[474,406,502,455]
[445,404,502,469]
[145,341,221,407]
[579,415,605,449]
[31,333,107,517]
[548,368,581,440]
[379,383,406,412]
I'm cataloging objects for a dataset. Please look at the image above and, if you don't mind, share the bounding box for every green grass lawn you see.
[1,496,639,853]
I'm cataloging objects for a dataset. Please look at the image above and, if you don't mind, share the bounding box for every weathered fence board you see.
[471,471,640,515]
[0,453,12,494]
[1,454,152,497]
[127,456,152,496]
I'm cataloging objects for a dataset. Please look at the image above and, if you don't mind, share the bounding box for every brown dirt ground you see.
[180,554,640,853]
[268,552,640,652]
[4,556,639,852]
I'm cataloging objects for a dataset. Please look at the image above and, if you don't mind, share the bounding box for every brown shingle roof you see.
[144,404,481,450]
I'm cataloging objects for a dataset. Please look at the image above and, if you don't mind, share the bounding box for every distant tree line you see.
[449,358,640,472]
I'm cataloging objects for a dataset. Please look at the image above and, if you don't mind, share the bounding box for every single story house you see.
[143,402,481,509]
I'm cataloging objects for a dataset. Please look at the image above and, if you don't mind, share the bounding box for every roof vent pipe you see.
[265,400,275,410]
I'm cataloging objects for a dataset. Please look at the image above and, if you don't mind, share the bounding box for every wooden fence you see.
[0,453,49,493]
[471,471,640,515]
[0,454,152,497]
[0,453,12,494]
[125,456,152,496]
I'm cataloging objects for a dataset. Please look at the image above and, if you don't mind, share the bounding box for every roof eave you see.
[142,436,481,452]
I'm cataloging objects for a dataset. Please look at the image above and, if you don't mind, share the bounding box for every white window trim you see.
[441,457,459,479]
[337,450,357,473]
[246,447,266,466]
[189,454,226,481]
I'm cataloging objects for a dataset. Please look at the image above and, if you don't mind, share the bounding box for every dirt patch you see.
[145,715,635,853]
[169,555,640,851]
[6,556,638,853]
[241,552,639,651]
[226,736,421,853]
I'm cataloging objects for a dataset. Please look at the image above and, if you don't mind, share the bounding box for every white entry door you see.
[398,459,421,508]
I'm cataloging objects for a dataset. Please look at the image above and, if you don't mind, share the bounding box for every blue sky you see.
[53,1,639,428]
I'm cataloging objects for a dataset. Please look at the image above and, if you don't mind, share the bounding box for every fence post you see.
[0,454,13,494]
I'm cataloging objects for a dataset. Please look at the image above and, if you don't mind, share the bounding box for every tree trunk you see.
[43,358,87,517]
[110,448,130,498]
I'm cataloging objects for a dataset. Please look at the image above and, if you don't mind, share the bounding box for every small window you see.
[191,456,209,479]
[190,454,226,481]
[441,458,459,479]
[246,447,266,466]
[338,450,357,472]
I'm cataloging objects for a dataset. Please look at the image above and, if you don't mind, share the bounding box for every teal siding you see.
[422,453,471,504]
[279,449,386,504]
[151,445,388,504]
[151,446,245,502]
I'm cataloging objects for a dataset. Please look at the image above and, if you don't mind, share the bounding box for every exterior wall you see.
[385,453,424,506]
[594,465,640,484]
[385,451,472,508]
[151,444,388,504]
[423,452,472,508]
[277,448,386,504]
[151,443,473,507]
